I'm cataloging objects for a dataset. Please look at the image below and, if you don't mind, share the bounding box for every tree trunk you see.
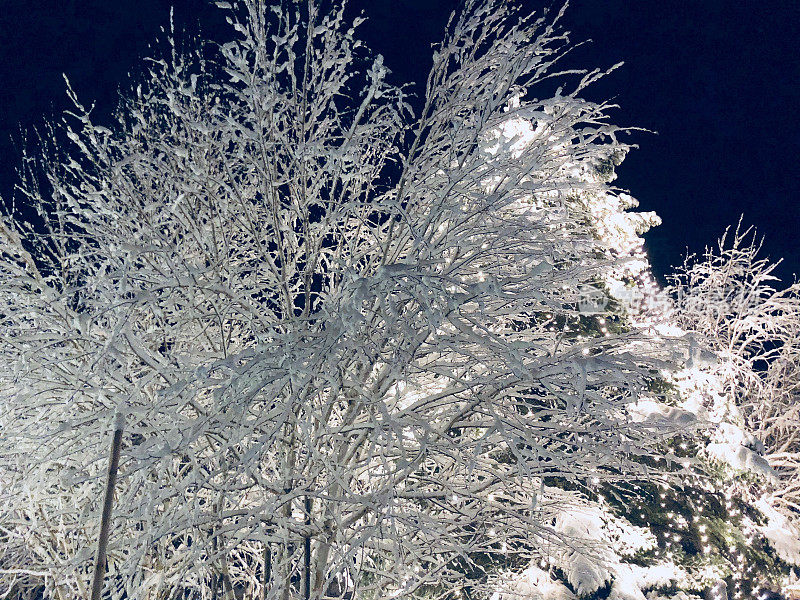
[260,543,272,600]
[89,413,124,600]
[304,496,312,600]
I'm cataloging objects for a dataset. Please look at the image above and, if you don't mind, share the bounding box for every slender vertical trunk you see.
[303,496,312,600]
[311,540,330,600]
[311,491,336,599]
[212,487,236,600]
[211,505,220,600]
[220,554,236,600]
[89,413,124,600]
[260,543,272,600]
[280,416,297,600]
[280,492,293,600]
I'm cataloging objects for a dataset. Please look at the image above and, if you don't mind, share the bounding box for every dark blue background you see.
[1,1,797,283]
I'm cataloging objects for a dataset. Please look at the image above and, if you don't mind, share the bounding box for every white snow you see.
[755,498,800,566]
[491,565,576,600]
[628,399,696,426]
[706,422,777,480]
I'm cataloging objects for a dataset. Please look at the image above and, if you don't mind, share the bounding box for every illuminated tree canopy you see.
[0,2,798,600]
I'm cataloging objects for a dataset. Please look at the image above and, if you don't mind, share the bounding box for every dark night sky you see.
[1,1,798,284]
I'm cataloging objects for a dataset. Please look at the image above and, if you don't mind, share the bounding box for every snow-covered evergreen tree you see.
[490,229,800,599]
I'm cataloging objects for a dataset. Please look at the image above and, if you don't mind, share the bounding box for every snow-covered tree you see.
[670,227,800,519]
[666,229,800,596]
[0,1,685,599]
